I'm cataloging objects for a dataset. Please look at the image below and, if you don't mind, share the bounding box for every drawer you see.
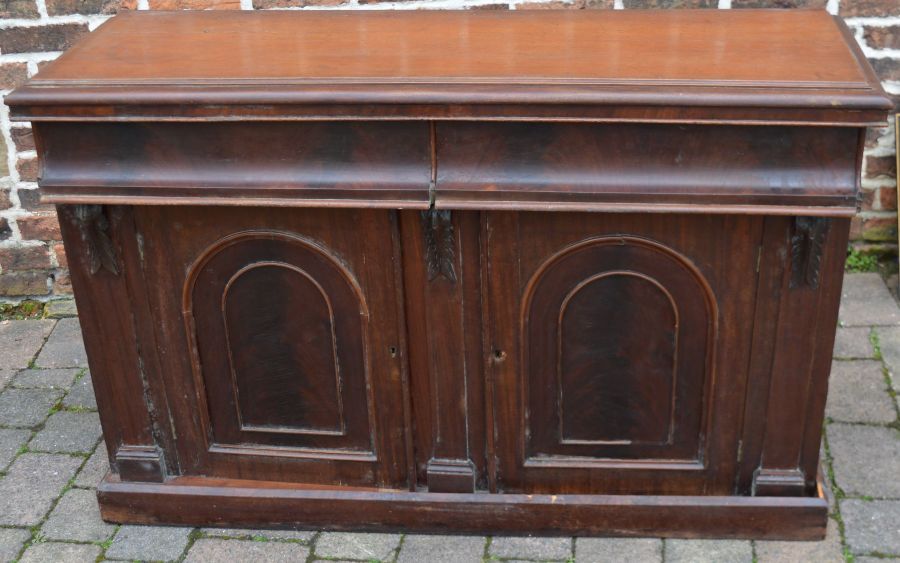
[34,121,432,209]
[435,122,861,215]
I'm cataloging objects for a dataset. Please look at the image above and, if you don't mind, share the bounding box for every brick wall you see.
[0,0,897,301]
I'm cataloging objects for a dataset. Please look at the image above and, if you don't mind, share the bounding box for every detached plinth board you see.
[8,10,891,539]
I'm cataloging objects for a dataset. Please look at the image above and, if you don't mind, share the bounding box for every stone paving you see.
[0,272,896,562]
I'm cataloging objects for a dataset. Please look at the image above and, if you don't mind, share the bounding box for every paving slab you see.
[185,538,309,562]
[62,372,96,410]
[29,411,101,454]
[755,518,843,563]
[41,487,115,542]
[664,539,753,563]
[0,527,30,562]
[0,387,62,427]
[19,542,101,563]
[841,499,900,555]
[575,537,662,562]
[202,527,315,542]
[874,325,900,393]
[45,299,77,319]
[0,427,30,470]
[315,532,402,561]
[825,360,896,424]
[398,534,486,563]
[12,368,79,390]
[0,320,55,370]
[74,443,109,488]
[34,318,87,369]
[828,423,900,498]
[0,453,82,526]
[105,525,193,561]
[0,369,14,390]
[489,536,573,560]
[839,273,900,327]
[833,327,875,359]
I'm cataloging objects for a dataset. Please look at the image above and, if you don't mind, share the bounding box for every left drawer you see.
[34,121,433,209]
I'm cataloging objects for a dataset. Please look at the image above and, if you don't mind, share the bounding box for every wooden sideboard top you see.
[7,10,890,124]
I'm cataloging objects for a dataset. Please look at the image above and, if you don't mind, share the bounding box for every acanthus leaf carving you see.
[789,216,828,290]
[421,209,457,284]
[71,204,119,276]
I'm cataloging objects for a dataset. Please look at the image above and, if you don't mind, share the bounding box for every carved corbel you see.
[421,209,457,283]
[69,204,119,276]
[789,217,828,290]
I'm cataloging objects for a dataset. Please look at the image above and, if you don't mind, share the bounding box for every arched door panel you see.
[485,212,760,495]
[524,237,715,463]
[187,233,372,452]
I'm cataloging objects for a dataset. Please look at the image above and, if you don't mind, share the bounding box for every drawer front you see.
[135,206,410,488]
[484,211,761,495]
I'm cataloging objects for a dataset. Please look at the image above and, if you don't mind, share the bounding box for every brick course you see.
[0,0,897,300]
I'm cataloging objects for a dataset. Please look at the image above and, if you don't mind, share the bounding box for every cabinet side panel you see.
[746,217,850,496]
[57,205,165,481]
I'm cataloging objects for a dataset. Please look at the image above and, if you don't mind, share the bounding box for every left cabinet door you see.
[135,206,411,489]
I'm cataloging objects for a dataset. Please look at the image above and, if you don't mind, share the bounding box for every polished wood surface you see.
[7,11,890,123]
[26,11,869,84]
[11,10,890,538]
[96,473,830,540]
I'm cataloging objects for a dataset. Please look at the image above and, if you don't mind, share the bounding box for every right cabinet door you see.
[484,212,761,495]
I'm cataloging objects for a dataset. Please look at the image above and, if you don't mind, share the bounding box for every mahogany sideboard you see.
[7,10,891,539]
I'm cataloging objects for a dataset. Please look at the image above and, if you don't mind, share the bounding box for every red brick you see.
[0,271,49,296]
[253,0,343,6]
[864,26,900,50]
[0,189,10,211]
[0,24,89,55]
[0,63,28,91]
[52,243,67,270]
[860,187,876,211]
[52,271,71,294]
[842,0,899,17]
[0,245,50,271]
[46,0,135,15]
[16,158,39,182]
[0,0,39,18]
[10,128,35,153]
[0,219,10,241]
[857,215,898,242]
[627,0,715,6]
[870,57,900,82]
[18,213,61,241]
[732,0,825,6]
[866,154,897,179]
[17,189,52,213]
[519,0,614,6]
[879,184,898,211]
[515,0,613,7]
[149,0,239,8]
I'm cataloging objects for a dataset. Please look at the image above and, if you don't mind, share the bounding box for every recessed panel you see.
[559,273,676,445]
[223,263,344,434]
[524,236,714,463]
[187,231,372,452]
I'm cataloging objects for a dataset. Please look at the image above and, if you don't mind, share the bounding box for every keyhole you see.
[389,346,398,358]
[493,349,506,362]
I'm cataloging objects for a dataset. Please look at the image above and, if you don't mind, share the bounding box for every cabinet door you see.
[136,207,410,489]
[484,212,761,495]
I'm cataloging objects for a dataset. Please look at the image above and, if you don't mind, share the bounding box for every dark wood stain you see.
[12,10,891,538]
